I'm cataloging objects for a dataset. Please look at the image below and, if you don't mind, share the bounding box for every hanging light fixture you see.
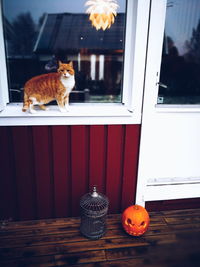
[85,0,119,31]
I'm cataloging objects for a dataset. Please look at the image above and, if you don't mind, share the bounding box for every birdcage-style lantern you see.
[80,186,109,239]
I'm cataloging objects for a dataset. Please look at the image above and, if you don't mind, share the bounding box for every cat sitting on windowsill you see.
[22,61,75,114]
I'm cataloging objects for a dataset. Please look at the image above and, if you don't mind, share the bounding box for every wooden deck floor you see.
[0,208,200,266]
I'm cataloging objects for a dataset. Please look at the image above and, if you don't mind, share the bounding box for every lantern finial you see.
[91,186,98,197]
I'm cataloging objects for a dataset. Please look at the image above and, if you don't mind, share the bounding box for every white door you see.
[136,0,200,206]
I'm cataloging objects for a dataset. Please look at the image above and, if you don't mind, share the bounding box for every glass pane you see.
[2,0,126,103]
[158,0,200,104]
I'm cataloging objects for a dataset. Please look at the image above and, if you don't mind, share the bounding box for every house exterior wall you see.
[0,124,140,221]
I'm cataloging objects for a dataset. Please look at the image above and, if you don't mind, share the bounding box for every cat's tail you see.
[22,93,31,112]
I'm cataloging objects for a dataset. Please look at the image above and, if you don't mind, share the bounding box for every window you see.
[158,0,200,105]
[0,0,150,125]
[2,0,127,104]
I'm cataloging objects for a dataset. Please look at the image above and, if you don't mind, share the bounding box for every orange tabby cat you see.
[22,61,75,113]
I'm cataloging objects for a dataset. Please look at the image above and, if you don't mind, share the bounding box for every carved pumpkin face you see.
[122,205,150,236]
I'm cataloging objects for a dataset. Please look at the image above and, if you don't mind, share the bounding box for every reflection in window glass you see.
[158,0,200,104]
[2,0,126,103]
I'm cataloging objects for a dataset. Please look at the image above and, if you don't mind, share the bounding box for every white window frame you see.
[0,0,150,126]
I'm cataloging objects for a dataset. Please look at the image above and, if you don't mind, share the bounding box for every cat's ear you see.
[69,61,73,67]
[58,61,62,66]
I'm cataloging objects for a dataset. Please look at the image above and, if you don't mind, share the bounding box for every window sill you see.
[0,103,140,126]
[155,104,200,113]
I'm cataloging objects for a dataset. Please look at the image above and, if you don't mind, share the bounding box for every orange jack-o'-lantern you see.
[122,205,150,236]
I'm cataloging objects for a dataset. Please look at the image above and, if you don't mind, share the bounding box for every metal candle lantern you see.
[80,186,109,239]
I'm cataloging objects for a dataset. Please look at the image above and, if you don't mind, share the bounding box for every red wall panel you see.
[0,127,18,219]
[106,125,125,213]
[71,126,89,216]
[11,126,37,220]
[0,125,141,221]
[32,126,54,219]
[121,125,141,210]
[52,126,71,217]
[89,125,106,193]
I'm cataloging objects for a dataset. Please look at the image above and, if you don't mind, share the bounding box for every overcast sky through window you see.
[3,0,126,23]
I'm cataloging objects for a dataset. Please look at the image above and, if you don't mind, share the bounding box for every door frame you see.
[136,0,200,206]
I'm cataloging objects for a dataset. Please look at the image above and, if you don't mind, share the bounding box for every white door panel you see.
[136,0,200,206]
[141,113,200,179]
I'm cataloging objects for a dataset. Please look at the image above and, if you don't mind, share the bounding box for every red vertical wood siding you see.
[121,125,141,210]
[32,126,54,219]
[52,126,71,217]
[11,127,36,220]
[0,127,18,219]
[106,125,125,213]
[89,125,106,193]
[71,126,89,216]
[0,125,141,221]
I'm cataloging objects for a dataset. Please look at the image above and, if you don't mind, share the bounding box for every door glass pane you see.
[158,0,200,104]
[2,0,126,103]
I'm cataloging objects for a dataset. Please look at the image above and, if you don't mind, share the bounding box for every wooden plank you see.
[11,126,36,220]
[0,221,169,245]
[0,228,121,248]
[0,213,165,234]
[72,258,170,267]
[0,221,122,241]
[71,126,89,216]
[1,209,200,266]
[52,126,71,217]
[121,125,140,211]
[148,217,166,226]
[0,224,173,249]
[0,217,80,230]
[106,125,124,213]
[169,222,200,231]
[106,246,151,261]
[0,225,80,240]
[89,125,106,193]
[32,126,54,219]
[0,250,106,267]
[2,240,200,267]
[164,215,200,225]
[0,216,118,235]
[106,241,200,266]
[0,232,178,260]
[0,212,166,233]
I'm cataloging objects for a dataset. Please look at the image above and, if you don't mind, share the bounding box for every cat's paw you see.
[29,108,37,114]
[64,105,70,112]
[59,107,67,113]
